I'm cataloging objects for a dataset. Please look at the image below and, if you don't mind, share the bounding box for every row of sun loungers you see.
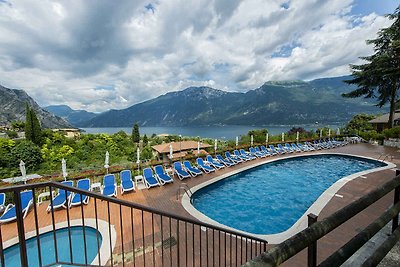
[0,138,347,223]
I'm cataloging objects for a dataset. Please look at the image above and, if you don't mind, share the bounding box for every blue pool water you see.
[2,226,102,267]
[192,154,386,235]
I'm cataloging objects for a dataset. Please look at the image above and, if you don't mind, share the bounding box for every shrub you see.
[11,140,42,171]
[6,130,18,139]
[382,126,400,139]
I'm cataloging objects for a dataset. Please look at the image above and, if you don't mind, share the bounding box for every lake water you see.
[82,124,339,140]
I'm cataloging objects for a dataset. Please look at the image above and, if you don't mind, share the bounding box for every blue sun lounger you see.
[234,150,251,161]
[285,143,295,153]
[261,146,276,156]
[291,143,302,152]
[143,168,160,189]
[120,170,135,194]
[278,144,292,153]
[249,147,265,158]
[0,190,33,223]
[0,193,5,213]
[297,143,308,151]
[225,152,242,163]
[196,158,215,173]
[216,155,235,167]
[305,142,317,150]
[47,180,74,212]
[240,149,256,160]
[174,162,191,179]
[269,145,283,154]
[155,165,174,185]
[102,174,117,197]
[183,161,202,177]
[255,146,269,157]
[70,178,91,208]
[206,155,224,169]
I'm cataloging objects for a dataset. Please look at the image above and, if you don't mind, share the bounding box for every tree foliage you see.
[11,121,25,131]
[345,114,376,134]
[343,6,400,128]
[11,140,42,171]
[131,123,140,143]
[24,104,42,145]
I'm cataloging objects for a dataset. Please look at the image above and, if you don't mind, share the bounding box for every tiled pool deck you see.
[1,143,399,266]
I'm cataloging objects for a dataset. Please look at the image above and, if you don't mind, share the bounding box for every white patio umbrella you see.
[62,158,68,181]
[136,147,140,164]
[104,151,110,174]
[136,147,140,173]
[266,133,269,144]
[337,128,340,135]
[214,139,218,154]
[236,136,239,147]
[296,132,299,143]
[197,141,200,154]
[169,144,173,159]
[281,132,284,142]
[250,135,254,146]
[328,129,331,138]
[19,160,26,184]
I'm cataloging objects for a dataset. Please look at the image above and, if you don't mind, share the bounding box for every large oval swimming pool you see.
[191,154,387,235]
[2,226,102,267]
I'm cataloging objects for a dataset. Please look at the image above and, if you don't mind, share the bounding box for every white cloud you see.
[0,0,395,112]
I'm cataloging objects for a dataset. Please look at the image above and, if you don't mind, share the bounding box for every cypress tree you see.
[131,123,140,143]
[143,134,148,145]
[24,104,33,142]
[31,108,42,145]
[24,104,42,145]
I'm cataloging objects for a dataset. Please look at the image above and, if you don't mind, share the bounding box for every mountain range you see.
[0,76,386,129]
[80,76,384,127]
[44,105,97,127]
[0,85,71,128]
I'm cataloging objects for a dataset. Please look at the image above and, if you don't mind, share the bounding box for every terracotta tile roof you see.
[152,141,211,153]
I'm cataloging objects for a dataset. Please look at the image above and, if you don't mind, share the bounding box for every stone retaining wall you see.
[383,138,400,148]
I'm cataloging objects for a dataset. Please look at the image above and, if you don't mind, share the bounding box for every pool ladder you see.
[377,154,393,162]
[176,183,193,200]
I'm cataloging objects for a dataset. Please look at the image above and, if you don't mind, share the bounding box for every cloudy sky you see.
[0,0,398,112]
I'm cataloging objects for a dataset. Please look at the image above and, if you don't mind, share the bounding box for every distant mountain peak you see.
[45,105,97,127]
[0,85,72,128]
[263,80,307,87]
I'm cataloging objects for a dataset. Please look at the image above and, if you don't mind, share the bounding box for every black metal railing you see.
[0,181,268,267]
[244,171,400,267]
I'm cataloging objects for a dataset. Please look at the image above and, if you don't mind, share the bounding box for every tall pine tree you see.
[31,108,42,145]
[24,104,42,145]
[25,104,33,142]
[131,123,140,143]
[343,6,400,128]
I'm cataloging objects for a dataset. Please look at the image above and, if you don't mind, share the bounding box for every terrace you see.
[1,142,400,266]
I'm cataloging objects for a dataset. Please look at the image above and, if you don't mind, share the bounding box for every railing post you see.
[14,190,28,267]
[392,170,400,233]
[307,213,318,267]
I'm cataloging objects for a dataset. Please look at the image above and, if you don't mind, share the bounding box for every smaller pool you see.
[2,226,102,267]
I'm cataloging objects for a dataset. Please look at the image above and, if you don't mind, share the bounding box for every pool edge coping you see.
[181,152,396,244]
[2,218,117,266]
